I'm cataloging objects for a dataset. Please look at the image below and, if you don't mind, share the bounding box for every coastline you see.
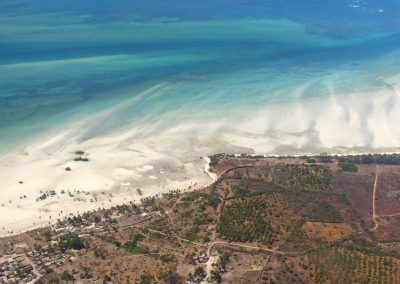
[1,85,400,237]
[0,124,216,237]
[1,148,400,238]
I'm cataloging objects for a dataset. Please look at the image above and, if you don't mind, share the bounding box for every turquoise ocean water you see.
[1,0,400,152]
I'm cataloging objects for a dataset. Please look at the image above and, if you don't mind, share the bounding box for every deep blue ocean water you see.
[1,0,400,150]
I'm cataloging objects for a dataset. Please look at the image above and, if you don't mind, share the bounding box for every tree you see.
[194,266,206,280]
[139,274,154,284]
[43,231,52,242]
[41,265,53,274]
[59,233,85,252]
[103,275,112,284]
[94,247,106,259]
[61,270,74,281]
[210,270,222,283]
[167,271,178,284]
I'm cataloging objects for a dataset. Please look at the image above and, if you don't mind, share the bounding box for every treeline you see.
[210,153,400,166]
[337,154,400,165]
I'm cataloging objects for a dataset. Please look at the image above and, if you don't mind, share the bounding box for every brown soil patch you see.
[375,165,400,216]
[223,253,267,283]
[301,221,353,242]
[374,215,400,242]
[333,168,375,227]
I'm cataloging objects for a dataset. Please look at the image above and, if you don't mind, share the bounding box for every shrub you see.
[139,274,154,284]
[61,271,74,281]
[122,234,149,254]
[339,162,358,172]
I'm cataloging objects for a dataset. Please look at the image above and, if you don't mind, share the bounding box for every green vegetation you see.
[341,236,400,258]
[103,275,112,283]
[160,254,176,263]
[38,194,47,200]
[99,235,121,247]
[273,164,331,190]
[232,185,250,197]
[139,274,154,284]
[61,271,74,281]
[217,199,272,243]
[279,221,311,252]
[284,190,343,223]
[308,247,400,284]
[41,265,53,274]
[182,191,221,208]
[194,213,214,225]
[66,215,84,227]
[339,162,358,172]
[43,231,52,242]
[58,233,85,252]
[94,247,107,259]
[122,234,150,254]
[219,251,231,270]
[163,190,221,241]
[210,270,222,283]
[185,225,201,241]
[149,217,171,233]
[308,200,343,222]
[209,155,221,167]
[205,194,221,208]
[338,154,400,165]
[16,267,31,279]
[142,197,158,212]
[73,156,89,162]
[194,266,206,279]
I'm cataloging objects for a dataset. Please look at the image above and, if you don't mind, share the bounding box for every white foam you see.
[2,70,400,235]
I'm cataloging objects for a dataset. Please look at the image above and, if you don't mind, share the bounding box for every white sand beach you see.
[1,77,400,236]
[0,128,216,236]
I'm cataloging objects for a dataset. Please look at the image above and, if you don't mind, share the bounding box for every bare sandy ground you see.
[0,128,219,236]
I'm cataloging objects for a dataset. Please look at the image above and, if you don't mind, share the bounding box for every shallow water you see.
[1,0,400,152]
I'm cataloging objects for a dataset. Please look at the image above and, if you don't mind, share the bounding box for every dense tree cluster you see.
[217,199,272,243]
[338,162,358,172]
[273,164,331,190]
[209,155,221,167]
[58,233,85,252]
[337,154,400,165]
[141,197,159,212]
